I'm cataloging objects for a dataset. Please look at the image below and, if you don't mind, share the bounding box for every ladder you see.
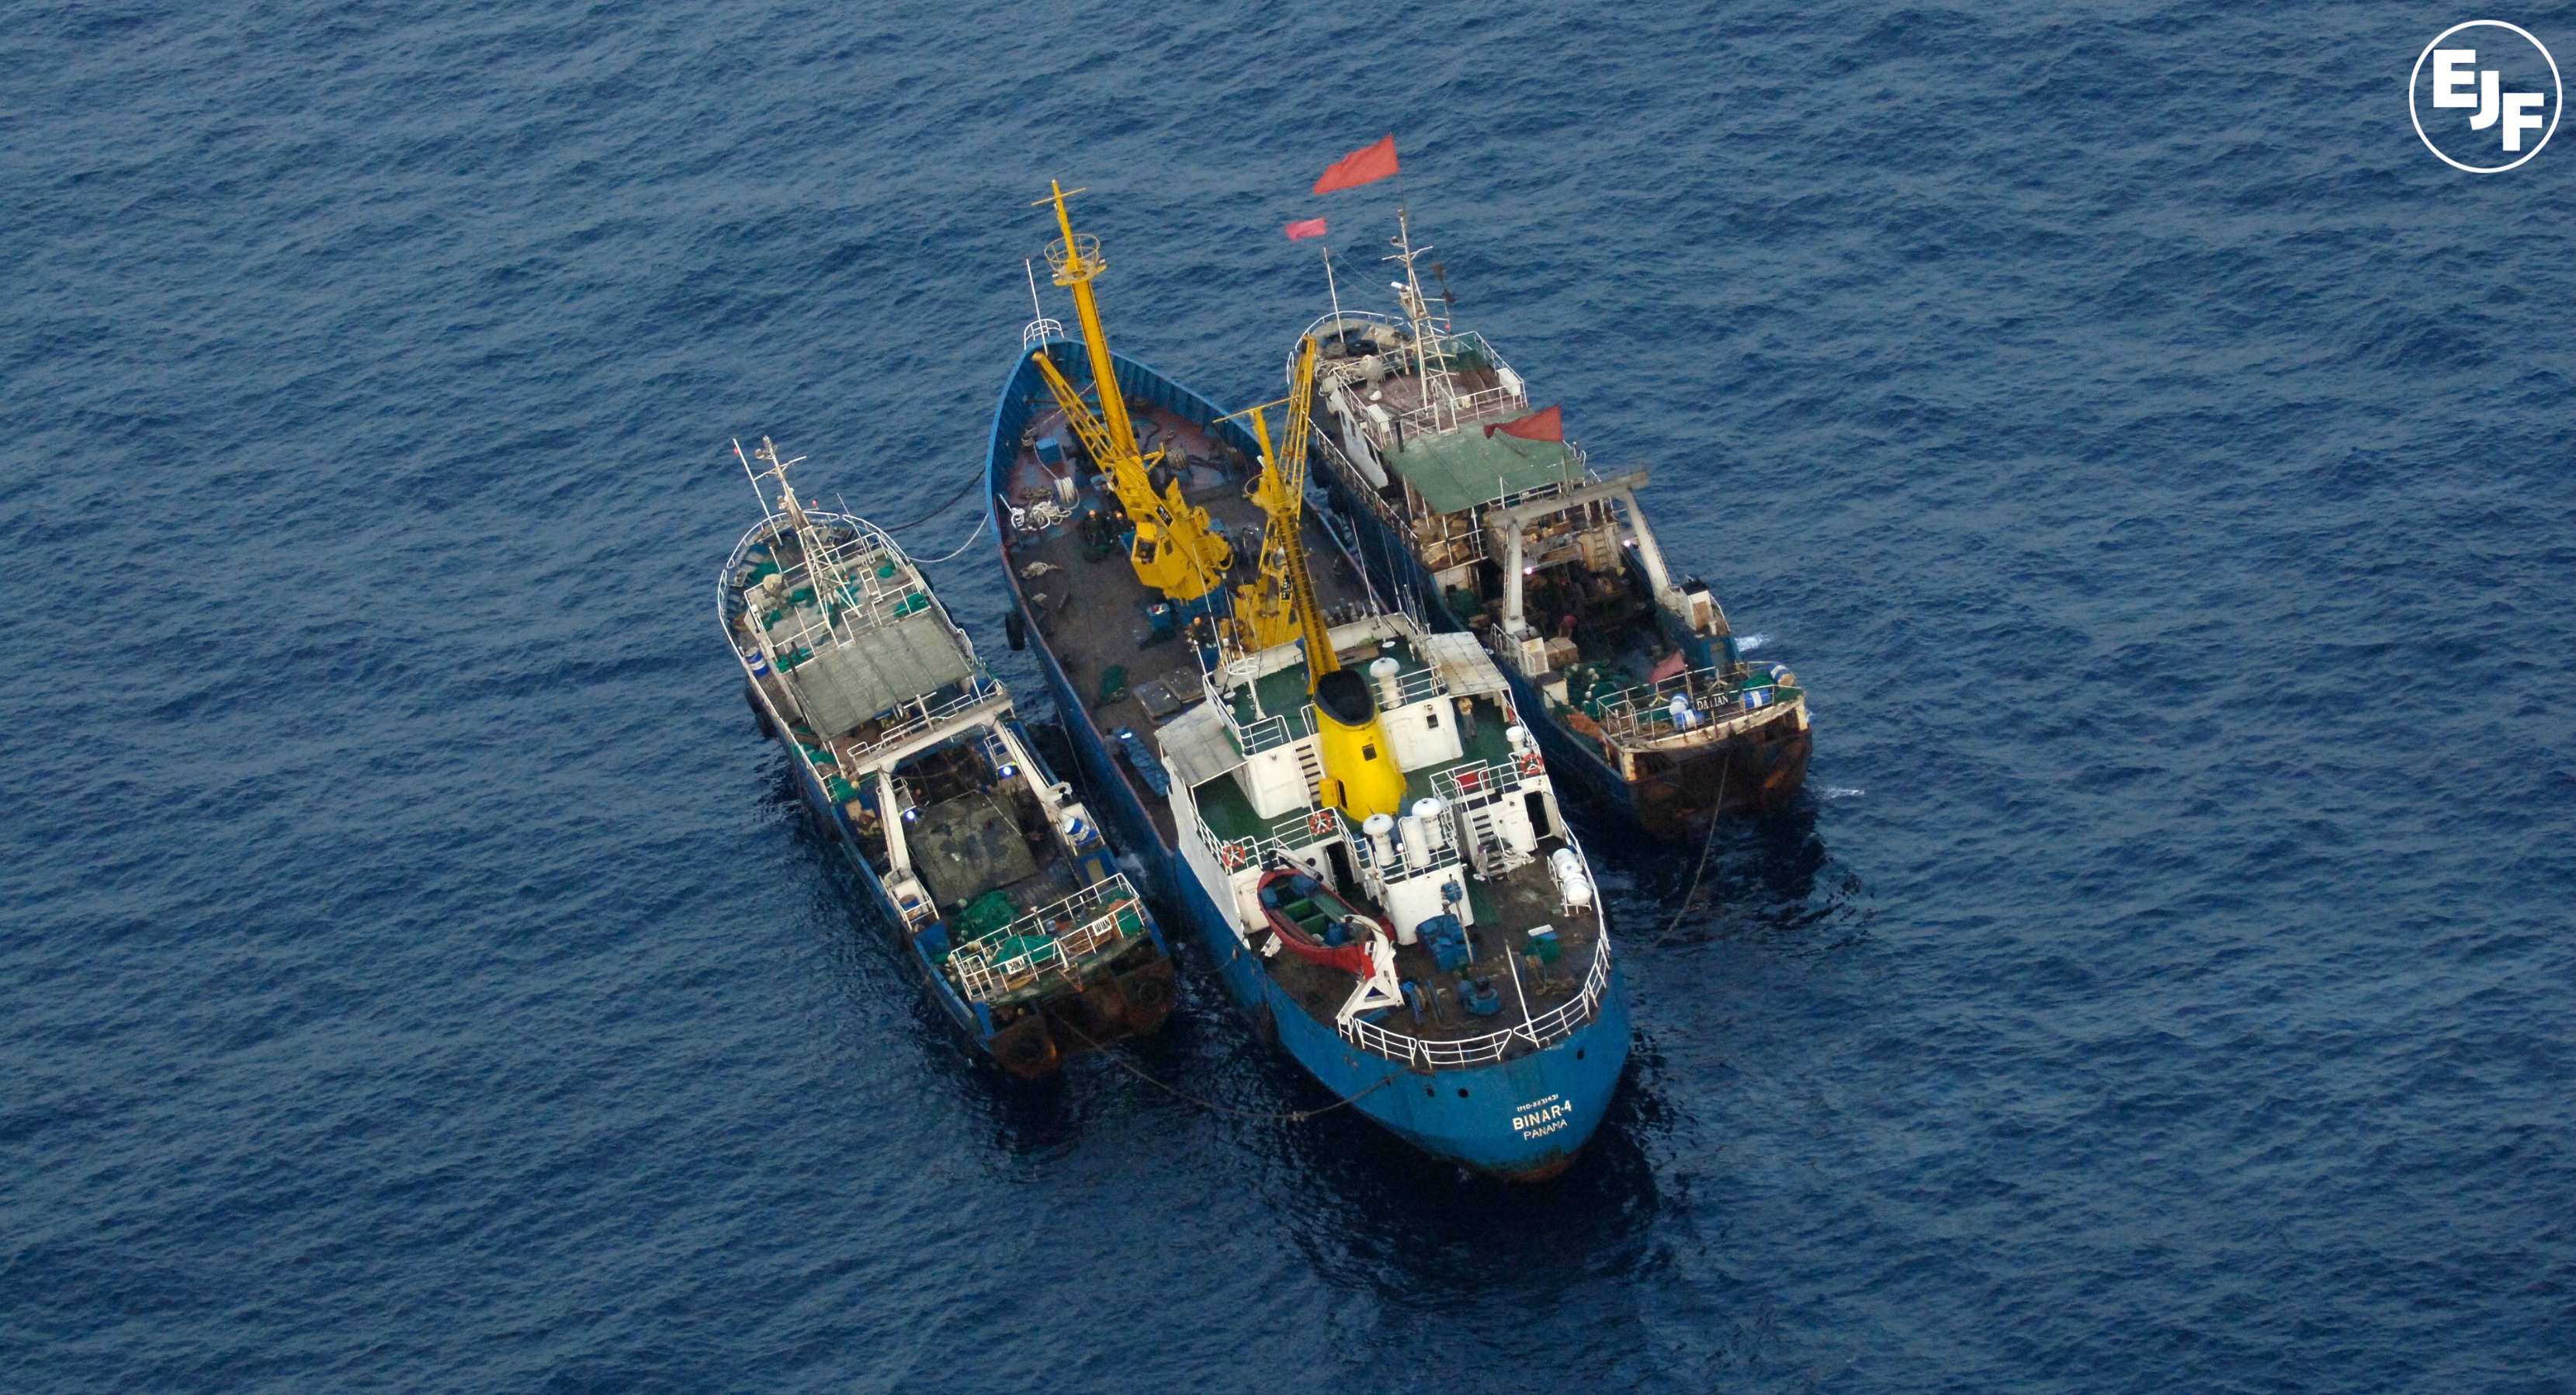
[1457,800,1504,874]
[1294,738,1326,803]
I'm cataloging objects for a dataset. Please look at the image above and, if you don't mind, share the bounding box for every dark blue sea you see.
[8,2,2574,1390]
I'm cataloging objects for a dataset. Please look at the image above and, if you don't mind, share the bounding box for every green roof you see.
[1383,427,1583,514]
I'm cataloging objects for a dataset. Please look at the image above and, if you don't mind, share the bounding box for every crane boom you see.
[1030,181,1233,605]
[1235,336,1326,656]
[1243,389,1336,683]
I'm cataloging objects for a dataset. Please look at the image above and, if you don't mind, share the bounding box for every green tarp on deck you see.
[1383,426,1583,514]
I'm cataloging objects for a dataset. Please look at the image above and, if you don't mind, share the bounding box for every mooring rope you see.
[1650,760,1729,949]
[886,468,985,531]
[907,509,991,565]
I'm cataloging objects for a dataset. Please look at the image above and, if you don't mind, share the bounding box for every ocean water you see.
[6,1,2574,1390]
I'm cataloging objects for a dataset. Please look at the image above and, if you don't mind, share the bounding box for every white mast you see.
[1385,210,1452,431]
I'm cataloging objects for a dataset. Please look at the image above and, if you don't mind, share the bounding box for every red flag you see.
[1284,217,1328,241]
[1486,404,1562,442]
[1312,135,1399,194]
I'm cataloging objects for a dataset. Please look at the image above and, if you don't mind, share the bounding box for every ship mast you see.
[1239,339,1404,819]
[1385,210,1454,432]
[1028,182,1233,606]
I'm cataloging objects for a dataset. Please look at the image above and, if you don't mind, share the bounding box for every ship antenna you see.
[1385,210,1446,429]
[1322,241,1343,330]
[733,437,764,512]
[1021,256,1064,349]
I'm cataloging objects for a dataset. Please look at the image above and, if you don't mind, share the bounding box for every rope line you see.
[1058,1017,1401,1123]
[886,468,984,531]
[908,509,990,565]
[1651,761,1729,948]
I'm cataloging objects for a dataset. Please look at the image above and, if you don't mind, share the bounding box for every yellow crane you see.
[1234,335,1322,652]
[1243,340,1406,821]
[1027,181,1233,606]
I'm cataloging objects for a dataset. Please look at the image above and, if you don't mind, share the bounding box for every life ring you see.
[1516,750,1545,778]
[1306,807,1339,840]
[1218,841,1251,870]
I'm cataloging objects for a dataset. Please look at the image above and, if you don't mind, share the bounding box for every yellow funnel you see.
[1312,668,1406,820]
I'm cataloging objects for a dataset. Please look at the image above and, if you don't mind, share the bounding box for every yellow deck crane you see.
[1234,335,1321,652]
[1243,338,1406,821]
[1026,182,1233,608]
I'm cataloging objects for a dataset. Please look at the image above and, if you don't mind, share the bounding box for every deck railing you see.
[1230,702,1317,757]
[844,678,1008,757]
[1337,932,1613,1069]
[1429,756,1526,810]
[1195,802,1336,876]
[1590,665,1803,748]
[1394,378,1521,438]
[1385,661,1447,708]
[945,875,1149,1003]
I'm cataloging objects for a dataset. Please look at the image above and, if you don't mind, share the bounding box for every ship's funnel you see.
[1312,668,1406,819]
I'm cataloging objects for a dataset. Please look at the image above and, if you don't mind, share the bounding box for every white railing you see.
[1394,379,1521,437]
[1337,933,1613,1069]
[1385,661,1446,708]
[840,677,1007,756]
[1590,665,1804,748]
[765,571,931,651]
[945,875,1149,1003]
[1354,821,1465,883]
[1195,803,1336,875]
[1312,431,1420,534]
[1232,703,1315,757]
[1430,756,1524,810]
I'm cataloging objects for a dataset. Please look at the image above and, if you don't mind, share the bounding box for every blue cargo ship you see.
[721,437,1174,1077]
[981,187,1628,1178]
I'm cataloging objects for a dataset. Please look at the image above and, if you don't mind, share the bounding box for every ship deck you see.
[1001,407,1382,841]
[1003,407,1602,1051]
[1330,358,1510,437]
[1260,852,1592,1046]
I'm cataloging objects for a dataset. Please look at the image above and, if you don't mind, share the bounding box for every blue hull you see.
[771,714,990,1043]
[986,347,1630,1178]
[746,678,1171,1075]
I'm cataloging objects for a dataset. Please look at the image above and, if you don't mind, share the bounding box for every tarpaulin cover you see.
[786,610,974,737]
[1383,426,1583,515]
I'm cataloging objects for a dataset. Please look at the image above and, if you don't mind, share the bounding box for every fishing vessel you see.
[722,437,1174,1078]
[986,185,1627,1179]
[1287,215,1811,838]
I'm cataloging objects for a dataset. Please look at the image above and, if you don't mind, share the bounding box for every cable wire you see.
[907,508,990,565]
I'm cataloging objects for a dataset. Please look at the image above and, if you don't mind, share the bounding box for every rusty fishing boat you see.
[1287,210,1812,838]
[722,437,1174,1077]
